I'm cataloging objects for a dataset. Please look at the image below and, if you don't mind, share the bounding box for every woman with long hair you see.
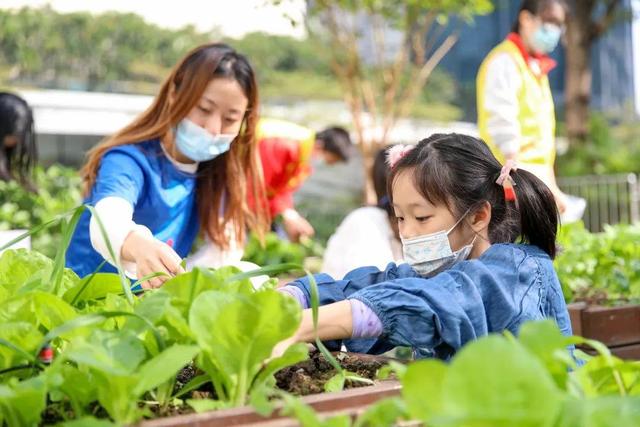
[66,43,269,288]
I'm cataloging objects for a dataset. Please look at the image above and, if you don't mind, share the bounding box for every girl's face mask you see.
[174,118,237,162]
[401,211,476,277]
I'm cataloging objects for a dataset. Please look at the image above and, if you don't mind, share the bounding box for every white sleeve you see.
[89,196,152,279]
[185,224,244,269]
[481,53,523,158]
[322,209,395,279]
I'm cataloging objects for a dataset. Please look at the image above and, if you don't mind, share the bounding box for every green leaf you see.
[46,362,97,417]
[63,273,123,304]
[0,249,52,294]
[324,372,346,393]
[440,336,564,427]
[255,342,309,388]
[64,330,146,376]
[555,397,640,427]
[279,392,322,427]
[354,397,407,427]
[518,320,576,389]
[49,205,85,295]
[402,359,448,420]
[0,376,47,427]
[133,344,200,395]
[174,374,210,399]
[189,288,302,405]
[0,322,42,369]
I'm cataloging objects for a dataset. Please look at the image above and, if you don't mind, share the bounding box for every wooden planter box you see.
[138,380,401,427]
[568,302,640,359]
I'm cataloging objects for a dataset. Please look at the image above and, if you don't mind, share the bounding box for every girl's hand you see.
[122,231,185,289]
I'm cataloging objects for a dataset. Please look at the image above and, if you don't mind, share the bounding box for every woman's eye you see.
[395,216,404,222]
[224,117,238,125]
[416,216,430,222]
[198,106,211,113]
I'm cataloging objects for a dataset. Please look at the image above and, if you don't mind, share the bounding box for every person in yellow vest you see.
[477,0,568,213]
[256,118,353,242]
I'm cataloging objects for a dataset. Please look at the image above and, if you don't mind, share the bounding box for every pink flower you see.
[386,144,415,168]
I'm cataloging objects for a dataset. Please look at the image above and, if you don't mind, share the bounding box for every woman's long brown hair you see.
[81,43,269,248]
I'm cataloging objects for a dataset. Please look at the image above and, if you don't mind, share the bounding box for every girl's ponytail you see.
[510,169,559,258]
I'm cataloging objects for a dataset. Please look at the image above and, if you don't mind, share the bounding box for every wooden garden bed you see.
[137,352,401,426]
[568,302,640,359]
[138,380,401,427]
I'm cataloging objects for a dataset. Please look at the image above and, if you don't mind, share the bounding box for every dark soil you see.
[274,351,393,395]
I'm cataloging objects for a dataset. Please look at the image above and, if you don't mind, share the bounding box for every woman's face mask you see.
[532,22,562,54]
[401,211,476,277]
[174,118,236,162]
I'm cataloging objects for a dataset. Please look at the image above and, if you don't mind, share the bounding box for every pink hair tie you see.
[496,160,518,202]
[386,144,415,168]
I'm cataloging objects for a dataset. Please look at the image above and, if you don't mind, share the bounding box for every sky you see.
[0,0,308,39]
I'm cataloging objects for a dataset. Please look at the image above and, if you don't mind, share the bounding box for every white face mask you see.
[175,118,237,162]
[401,212,476,277]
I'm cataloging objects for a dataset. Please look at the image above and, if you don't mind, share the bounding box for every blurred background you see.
[1,0,639,247]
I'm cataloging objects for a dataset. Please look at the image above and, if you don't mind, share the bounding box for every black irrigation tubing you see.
[0,364,37,376]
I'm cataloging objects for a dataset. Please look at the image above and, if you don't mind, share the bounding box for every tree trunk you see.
[564,2,594,144]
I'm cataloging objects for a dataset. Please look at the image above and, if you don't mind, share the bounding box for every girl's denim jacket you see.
[287,243,573,359]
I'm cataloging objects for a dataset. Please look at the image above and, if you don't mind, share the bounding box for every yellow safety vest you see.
[477,39,556,168]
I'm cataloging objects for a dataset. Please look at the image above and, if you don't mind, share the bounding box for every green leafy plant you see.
[189,287,308,407]
[242,232,324,270]
[0,165,82,258]
[555,221,640,304]
[280,321,640,427]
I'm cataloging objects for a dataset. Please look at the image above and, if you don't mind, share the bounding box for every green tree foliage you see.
[0,6,209,92]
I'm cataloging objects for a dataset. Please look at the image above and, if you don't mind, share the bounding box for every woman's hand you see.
[121,230,185,289]
[282,209,315,242]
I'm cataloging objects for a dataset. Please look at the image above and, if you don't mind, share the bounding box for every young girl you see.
[0,92,37,190]
[277,133,572,359]
[66,43,269,288]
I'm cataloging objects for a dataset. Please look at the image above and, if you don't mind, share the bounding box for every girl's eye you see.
[198,106,211,114]
[224,117,238,125]
[416,216,430,222]
[395,216,404,222]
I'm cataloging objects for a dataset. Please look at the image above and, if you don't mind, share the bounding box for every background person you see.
[477,0,569,213]
[257,117,352,242]
[322,145,402,279]
[0,91,37,190]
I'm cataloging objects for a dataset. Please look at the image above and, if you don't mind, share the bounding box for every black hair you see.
[0,92,37,188]
[373,145,395,209]
[316,126,353,162]
[373,145,399,239]
[388,133,559,258]
[512,0,568,34]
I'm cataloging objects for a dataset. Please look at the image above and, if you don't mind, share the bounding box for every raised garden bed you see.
[568,302,640,359]
[139,380,401,427]
[139,352,401,427]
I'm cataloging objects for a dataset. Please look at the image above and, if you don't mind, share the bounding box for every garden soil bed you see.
[138,351,401,426]
[568,302,640,359]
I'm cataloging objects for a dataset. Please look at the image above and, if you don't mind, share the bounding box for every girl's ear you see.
[468,201,491,233]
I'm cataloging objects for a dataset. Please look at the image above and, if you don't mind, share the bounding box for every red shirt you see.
[507,32,557,77]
